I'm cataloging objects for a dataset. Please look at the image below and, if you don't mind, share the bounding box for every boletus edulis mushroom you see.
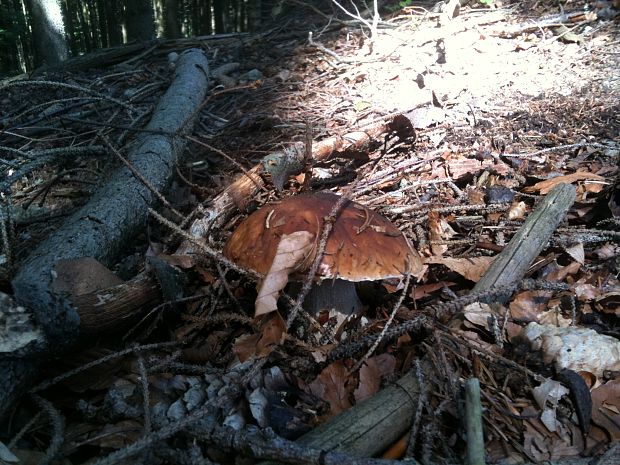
[223,192,423,317]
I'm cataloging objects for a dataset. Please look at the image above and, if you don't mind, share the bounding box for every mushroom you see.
[223,192,423,317]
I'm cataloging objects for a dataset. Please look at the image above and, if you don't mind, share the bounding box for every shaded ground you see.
[1,1,619,464]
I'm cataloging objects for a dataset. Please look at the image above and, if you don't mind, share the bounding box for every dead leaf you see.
[256,312,286,356]
[233,312,286,362]
[354,354,396,403]
[523,172,606,194]
[463,302,498,329]
[564,242,585,265]
[532,379,569,432]
[509,291,549,322]
[308,361,352,416]
[409,281,456,300]
[591,379,620,440]
[255,231,315,316]
[426,256,494,282]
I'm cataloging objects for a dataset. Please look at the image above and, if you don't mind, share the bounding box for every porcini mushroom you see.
[223,192,423,317]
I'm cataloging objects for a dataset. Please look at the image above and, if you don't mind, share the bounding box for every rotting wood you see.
[2,48,210,420]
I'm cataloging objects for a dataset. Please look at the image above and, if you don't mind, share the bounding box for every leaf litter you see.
[1,1,619,464]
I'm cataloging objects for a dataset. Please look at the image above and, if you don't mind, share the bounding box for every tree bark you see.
[104,0,123,46]
[164,0,182,38]
[124,0,155,41]
[2,48,210,421]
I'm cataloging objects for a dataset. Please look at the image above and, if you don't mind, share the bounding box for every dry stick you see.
[0,80,136,114]
[137,356,152,436]
[352,269,412,372]
[148,207,258,278]
[465,378,485,465]
[31,394,65,465]
[474,183,576,292]
[186,135,267,194]
[183,115,405,241]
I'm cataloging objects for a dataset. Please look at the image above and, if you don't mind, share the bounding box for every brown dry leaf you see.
[564,242,585,265]
[427,210,456,256]
[545,261,581,282]
[96,420,142,449]
[354,354,396,403]
[233,333,260,362]
[255,312,286,356]
[308,361,352,416]
[234,313,286,362]
[509,291,549,322]
[532,379,569,432]
[538,309,572,327]
[255,230,315,316]
[595,244,616,259]
[523,172,606,194]
[410,281,456,300]
[574,281,600,301]
[591,379,620,440]
[463,302,497,329]
[425,256,494,282]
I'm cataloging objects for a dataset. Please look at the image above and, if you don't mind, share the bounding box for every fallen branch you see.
[183,113,416,245]
[2,48,210,420]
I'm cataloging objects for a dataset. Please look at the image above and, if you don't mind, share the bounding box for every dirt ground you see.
[1,1,620,464]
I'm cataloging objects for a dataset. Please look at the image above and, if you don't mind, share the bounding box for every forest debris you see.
[184,114,416,239]
[524,172,606,194]
[532,379,569,432]
[474,183,576,293]
[255,231,315,316]
[591,379,620,440]
[425,256,495,282]
[522,323,620,377]
[3,48,210,419]
[308,361,352,417]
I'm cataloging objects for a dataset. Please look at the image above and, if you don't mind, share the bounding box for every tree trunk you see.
[25,0,69,67]
[124,0,155,42]
[246,0,261,31]
[164,0,181,38]
[104,0,122,45]
[199,0,212,35]
[213,0,228,33]
[75,0,93,52]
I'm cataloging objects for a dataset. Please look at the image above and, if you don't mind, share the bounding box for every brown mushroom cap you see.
[223,192,422,282]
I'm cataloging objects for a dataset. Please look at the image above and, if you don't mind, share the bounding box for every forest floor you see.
[1,1,620,465]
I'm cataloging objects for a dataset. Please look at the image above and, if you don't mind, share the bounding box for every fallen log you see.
[2,48,210,419]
